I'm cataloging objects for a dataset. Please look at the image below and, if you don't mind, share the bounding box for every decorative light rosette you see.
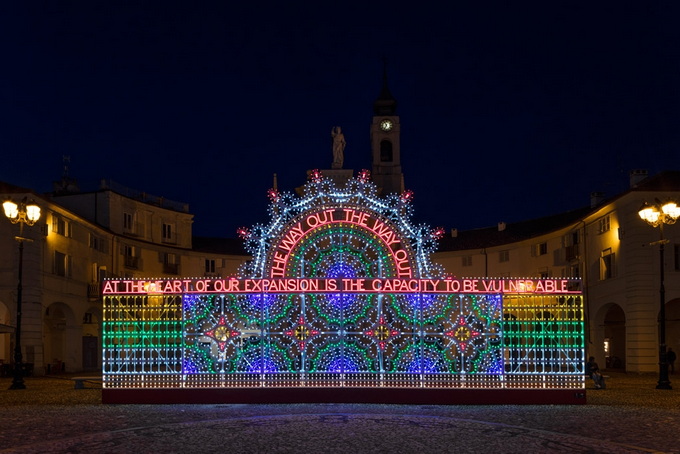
[183,171,502,375]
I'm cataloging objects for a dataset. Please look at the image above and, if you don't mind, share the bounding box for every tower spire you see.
[370,61,403,195]
[374,59,397,116]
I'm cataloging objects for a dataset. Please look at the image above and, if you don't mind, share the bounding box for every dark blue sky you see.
[2,2,679,238]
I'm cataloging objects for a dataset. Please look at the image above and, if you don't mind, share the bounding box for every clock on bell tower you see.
[371,68,403,195]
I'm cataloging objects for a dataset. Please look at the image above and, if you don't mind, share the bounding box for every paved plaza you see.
[1,372,679,453]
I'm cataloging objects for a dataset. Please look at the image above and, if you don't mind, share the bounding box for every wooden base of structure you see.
[103,387,586,405]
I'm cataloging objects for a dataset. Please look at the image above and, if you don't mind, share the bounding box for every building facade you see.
[0,181,247,375]
[1,75,679,377]
[3,171,679,376]
[434,170,680,373]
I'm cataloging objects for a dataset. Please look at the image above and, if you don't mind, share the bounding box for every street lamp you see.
[638,198,680,390]
[3,197,41,390]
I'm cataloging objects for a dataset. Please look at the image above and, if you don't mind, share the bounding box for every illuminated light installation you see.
[102,172,585,404]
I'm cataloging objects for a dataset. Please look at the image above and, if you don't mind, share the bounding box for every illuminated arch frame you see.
[266,206,414,279]
[101,171,586,404]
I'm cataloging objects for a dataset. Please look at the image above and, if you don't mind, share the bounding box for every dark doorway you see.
[82,336,98,370]
[604,305,626,369]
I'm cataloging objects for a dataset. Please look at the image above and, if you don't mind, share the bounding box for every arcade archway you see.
[604,304,626,369]
[0,301,11,375]
[665,298,680,359]
[44,302,77,373]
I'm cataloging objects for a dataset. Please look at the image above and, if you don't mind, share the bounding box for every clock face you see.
[380,119,393,131]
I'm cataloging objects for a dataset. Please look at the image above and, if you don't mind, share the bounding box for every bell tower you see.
[371,67,403,195]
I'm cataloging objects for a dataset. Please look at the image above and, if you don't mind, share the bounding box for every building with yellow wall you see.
[0,181,247,375]
[2,170,679,376]
[434,170,680,373]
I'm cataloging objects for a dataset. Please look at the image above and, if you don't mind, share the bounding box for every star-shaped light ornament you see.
[284,316,320,350]
[267,187,280,202]
[444,316,482,355]
[309,169,323,183]
[357,169,371,183]
[400,189,414,204]
[204,315,240,353]
[236,226,251,240]
[364,315,400,351]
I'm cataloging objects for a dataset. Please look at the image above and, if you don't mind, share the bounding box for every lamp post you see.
[3,197,41,390]
[638,198,680,390]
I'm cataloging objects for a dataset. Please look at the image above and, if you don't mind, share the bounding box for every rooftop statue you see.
[331,126,346,169]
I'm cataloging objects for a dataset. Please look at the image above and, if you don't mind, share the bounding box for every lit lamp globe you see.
[3,200,19,221]
[25,203,41,225]
[638,200,680,226]
[661,201,680,221]
[3,199,41,225]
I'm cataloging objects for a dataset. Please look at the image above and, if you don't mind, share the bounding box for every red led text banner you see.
[103,278,581,295]
[270,208,411,278]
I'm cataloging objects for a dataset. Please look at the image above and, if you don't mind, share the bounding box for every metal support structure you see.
[3,197,41,390]
[639,198,678,390]
[654,226,671,390]
[9,237,27,390]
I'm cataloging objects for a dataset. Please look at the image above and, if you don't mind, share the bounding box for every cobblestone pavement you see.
[1,372,679,453]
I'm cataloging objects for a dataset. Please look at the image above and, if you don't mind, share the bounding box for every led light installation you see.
[103,171,585,396]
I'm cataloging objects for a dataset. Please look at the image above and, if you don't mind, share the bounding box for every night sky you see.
[2,2,679,238]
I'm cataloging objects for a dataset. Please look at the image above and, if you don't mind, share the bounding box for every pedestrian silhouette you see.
[667,348,676,374]
[586,356,606,389]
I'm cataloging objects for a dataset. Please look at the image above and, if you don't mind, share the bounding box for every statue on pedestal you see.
[331,126,346,169]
